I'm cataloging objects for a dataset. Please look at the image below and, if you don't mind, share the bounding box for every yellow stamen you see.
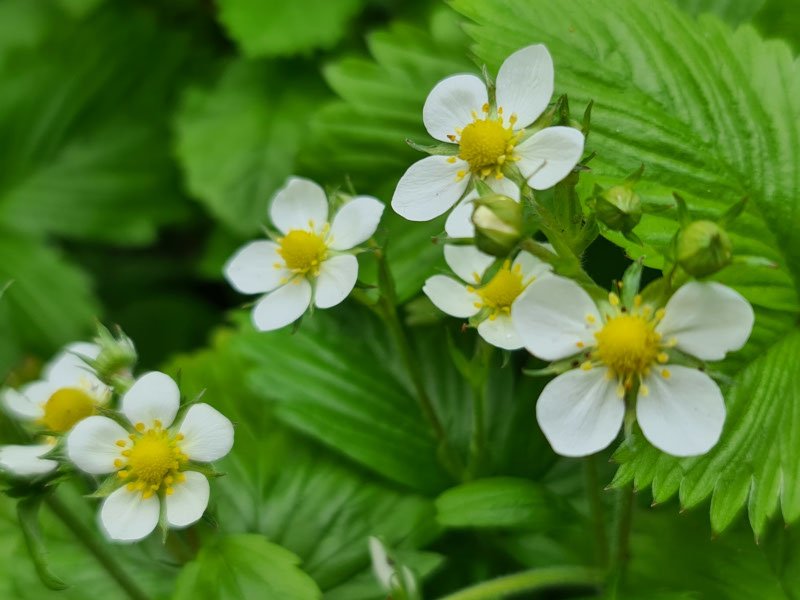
[39,388,95,433]
[277,229,328,277]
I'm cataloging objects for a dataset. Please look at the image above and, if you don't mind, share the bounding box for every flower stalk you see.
[436,566,602,600]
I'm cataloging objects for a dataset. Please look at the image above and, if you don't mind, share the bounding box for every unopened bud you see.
[593,185,641,233]
[471,194,524,257]
[92,324,137,387]
[677,220,732,277]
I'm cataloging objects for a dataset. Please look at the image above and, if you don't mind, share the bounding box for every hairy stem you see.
[467,341,493,477]
[46,494,150,600]
[584,454,609,567]
[375,247,464,479]
[610,483,635,582]
[437,566,602,600]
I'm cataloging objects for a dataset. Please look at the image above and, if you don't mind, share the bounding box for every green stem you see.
[610,484,635,582]
[583,454,609,567]
[437,566,602,600]
[467,341,492,478]
[374,248,463,479]
[45,494,150,600]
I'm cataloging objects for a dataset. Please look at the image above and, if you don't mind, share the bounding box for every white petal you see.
[657,282,755,361]
[512,275,600,361]
[314,255,358,309]
[513,251,552,281]
[3,386,46,420]
[252,279,312,331]
[100,487,160,542]
[638,366,726,457]
[223,241,287,294]
[536,368,624,457]
[270,177,329,234]
[44,342,101,385]
[369,537,394,590]
[178,404,234,463]
[0,444,58,476]
[391,155,470,222]
[67,416,129,475]
[445,194,477,238]
[328,196,385,251]
[478,315,523,350]
[165,471,210,528]
[444,245,494,284]
[516,126,585,190]
[496,44,554,128]
[423,275,480,318]
[423,74,488,142]
[121,371,180,429]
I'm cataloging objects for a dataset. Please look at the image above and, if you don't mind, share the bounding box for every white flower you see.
[0,442,58,477]
[2,342,110,434]
[66,372,234,542]
[512,277,754,457]
[224,177,385,331]
[391,44,584,222]
[424,249,551,350]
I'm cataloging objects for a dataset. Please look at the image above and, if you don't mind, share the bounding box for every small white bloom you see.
[424,249,551,350]
[392,44,585,222]
[224,177,384,331]
[512,276,755,457]
[2,342,110,433]
[66,372,234,542]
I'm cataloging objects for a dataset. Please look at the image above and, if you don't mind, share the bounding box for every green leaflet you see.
[228,305,554,494]
[174,60,329,236]
[452,0,800,535]
[435,477,573,531]
[0,231,99,375]
[216,0,365,58]
[165,331,439,592]
[172,534,321,600]
[0,4,192,245]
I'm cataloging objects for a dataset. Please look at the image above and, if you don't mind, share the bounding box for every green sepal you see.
[618,258,644,308]
[405,139,457,156]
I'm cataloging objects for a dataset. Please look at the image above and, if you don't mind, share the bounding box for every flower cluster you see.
[0,332,234,542]
[389,43,755,458]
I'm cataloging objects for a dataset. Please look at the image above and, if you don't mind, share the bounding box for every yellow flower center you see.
[595,314,661,379]
[277,229,328,276]
[41,388,95,432]
[472,261,528,319]
[454,105,520,180]
[116,424,187,499]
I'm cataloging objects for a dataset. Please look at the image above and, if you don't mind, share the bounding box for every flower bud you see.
[676,220,732,277]
[593,185,642,233]
[92,325,137,387]
[470,194,524,257]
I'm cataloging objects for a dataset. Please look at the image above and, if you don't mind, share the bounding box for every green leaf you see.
[230,308,452,493]
[671,0,766,25]
[0,5,192,244]
[173,534,321,600]
[175,60,328,235]
[452,0,800,536]
[435,477,571,531]
[302,10,470,195]
[0,231,99,374]
[229,306,554,493]
[624,506,800,599]
[165,331,439,591]
[217,0,365,58]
